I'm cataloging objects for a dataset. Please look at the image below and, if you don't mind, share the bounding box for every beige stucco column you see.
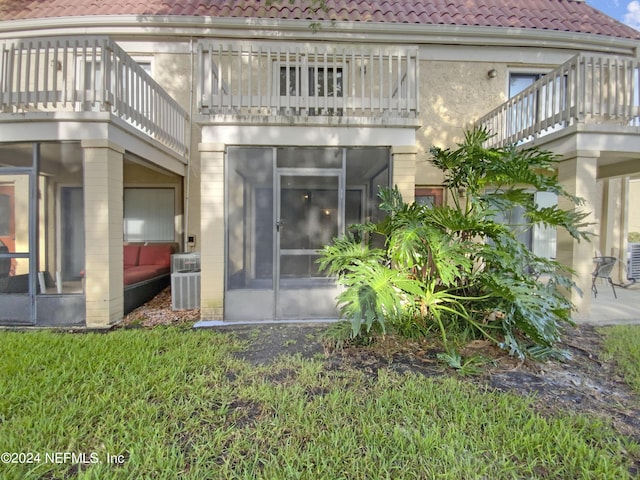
[199,143,225,319]
[556,154,599,321]
[82,140,124,328]
[600,177,629,283]
[391,145,418,203]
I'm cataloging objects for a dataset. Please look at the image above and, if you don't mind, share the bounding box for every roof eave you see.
[0,15,638,56]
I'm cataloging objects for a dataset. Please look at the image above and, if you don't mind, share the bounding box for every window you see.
[509,71,567,138]
[0,191,11,236]
[124,188,175,242]
[279,66,343,97]
[508,73,543,141]
[279,64,343,115]
[491,190,557,260]
[122,60,152,119]
[415,187,443,207]
[493,200,533,251]
[531,191,557,260]
[509,73,543,97]
[310,67,342,98]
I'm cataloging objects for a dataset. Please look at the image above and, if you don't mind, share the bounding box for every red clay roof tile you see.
[0,0,638,40]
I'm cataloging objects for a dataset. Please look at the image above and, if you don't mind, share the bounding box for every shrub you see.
[318,127,591,358]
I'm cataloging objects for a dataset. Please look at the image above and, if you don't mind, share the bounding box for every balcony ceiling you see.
[518,123,640,179]
[1,0,639,41]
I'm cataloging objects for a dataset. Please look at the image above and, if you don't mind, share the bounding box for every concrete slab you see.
[581,280,640,325]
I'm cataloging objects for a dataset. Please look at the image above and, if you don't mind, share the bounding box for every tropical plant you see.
[318,127,592,358]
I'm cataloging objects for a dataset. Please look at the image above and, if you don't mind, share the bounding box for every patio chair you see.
[591,256,617,299]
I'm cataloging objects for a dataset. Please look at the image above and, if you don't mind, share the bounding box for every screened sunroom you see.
[0,141,186,326]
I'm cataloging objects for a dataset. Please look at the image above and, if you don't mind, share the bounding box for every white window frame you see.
[276,59,345,115]
[489,188,558,260]
[508,68,567,141]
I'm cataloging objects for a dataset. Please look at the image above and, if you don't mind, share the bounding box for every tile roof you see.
[1,0,639,40]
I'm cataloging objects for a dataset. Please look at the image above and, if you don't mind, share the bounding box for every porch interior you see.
[477,53,640,323]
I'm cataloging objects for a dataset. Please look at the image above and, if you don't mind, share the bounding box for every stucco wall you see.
[415,59,507,185]
[145,51,202,251]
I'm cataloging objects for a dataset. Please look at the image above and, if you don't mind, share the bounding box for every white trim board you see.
[201,125,417,147]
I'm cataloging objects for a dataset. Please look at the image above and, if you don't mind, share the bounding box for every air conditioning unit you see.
[171,269,200,310]
[629,243,640,281]
[171,252,200,273]
[171,252,201,310]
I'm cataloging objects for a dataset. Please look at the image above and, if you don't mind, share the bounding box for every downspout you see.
[184,37,195,252]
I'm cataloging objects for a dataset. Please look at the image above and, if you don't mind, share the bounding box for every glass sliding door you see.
[61,187,85,282]
[0,172,32,324]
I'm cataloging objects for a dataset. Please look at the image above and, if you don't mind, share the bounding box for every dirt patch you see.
[215,322,640,449]
[218,324,329,364]
[482,325,640,445]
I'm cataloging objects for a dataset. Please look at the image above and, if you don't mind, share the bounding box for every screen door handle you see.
[276,220,284,232]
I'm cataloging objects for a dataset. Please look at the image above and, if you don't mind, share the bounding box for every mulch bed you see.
[121,287,200,327]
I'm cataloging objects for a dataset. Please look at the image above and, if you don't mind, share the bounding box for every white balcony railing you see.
[0,36,189,156]
[197,41,419,122]
[477,54,640,147]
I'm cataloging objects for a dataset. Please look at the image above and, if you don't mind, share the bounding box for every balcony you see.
[196,41,420,127]
[0,35,189,157]
[477,53,640,148]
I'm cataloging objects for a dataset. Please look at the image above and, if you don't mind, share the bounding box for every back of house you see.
[0,0,639,326]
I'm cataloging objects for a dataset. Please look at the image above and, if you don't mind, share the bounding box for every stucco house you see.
[0,0,639,327]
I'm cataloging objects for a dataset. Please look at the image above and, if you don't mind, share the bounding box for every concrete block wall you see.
[199,143,225,319]
[82,140,124,328]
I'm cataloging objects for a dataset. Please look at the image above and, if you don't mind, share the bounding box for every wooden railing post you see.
[0,35,189,157]
[195,40,419,122]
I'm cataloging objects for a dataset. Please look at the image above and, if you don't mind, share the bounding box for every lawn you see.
[0,326,638,479]
[601,324,640,395]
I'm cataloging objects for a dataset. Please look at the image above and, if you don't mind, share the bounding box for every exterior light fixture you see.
[487,69,497,79]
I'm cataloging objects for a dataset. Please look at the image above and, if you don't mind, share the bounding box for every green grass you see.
[0,328,638,479]
[600,324,640,395]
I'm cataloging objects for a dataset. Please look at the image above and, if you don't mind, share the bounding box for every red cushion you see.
[123,245,140,268]
[123,265,169,285]
[138,245,172,267]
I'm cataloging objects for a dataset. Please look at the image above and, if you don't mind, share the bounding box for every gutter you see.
[184,37,194,252]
